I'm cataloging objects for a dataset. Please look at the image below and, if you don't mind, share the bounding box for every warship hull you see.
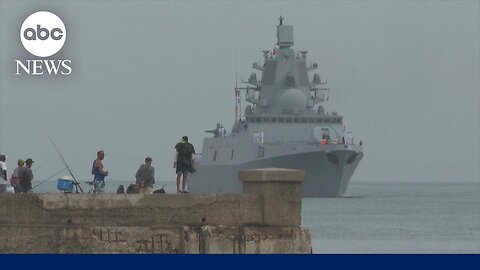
[190,145,363,197]
[189,18,365,197]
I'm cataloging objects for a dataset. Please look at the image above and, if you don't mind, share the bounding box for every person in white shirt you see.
[0,153,7,185]
[10,159,24,193]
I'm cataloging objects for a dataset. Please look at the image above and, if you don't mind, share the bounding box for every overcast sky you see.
[0,0,479,186]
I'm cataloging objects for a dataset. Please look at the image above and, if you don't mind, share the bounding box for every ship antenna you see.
[235,56,240,124]
[236,55,238,90]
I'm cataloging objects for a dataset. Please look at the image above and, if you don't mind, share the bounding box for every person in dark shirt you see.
[136,157,155,194]
[91,150,108,193]
[19,158,34,193]
[174,136,195,193]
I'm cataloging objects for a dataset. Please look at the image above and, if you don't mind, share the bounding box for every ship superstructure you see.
[190,17,364,197]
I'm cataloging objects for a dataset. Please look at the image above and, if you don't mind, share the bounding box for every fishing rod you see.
[47,134,84,193]
[32,165,70,190]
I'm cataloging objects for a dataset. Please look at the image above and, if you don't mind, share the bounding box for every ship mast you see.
[235,56,241,124]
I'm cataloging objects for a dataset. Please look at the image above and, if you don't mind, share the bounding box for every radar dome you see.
[279,88,307,114]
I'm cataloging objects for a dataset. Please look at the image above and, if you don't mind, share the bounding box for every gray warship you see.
[190,17,364,197]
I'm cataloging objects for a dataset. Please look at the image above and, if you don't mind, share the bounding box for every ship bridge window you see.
[316,118,323,123]
[255,117,261,122]
[293,118,299,123]
[264,117,270,122]
[286,118,292,123]
[324,119,331,123]
[301,118,307,123]
[308,118,315,123]
[271,117,277,123]
[279,117,285,123]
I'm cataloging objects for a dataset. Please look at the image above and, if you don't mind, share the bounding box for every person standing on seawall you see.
[174,136,195,193]
[92,150,108,193]
[10,159,25,193]
[19,158,34,193]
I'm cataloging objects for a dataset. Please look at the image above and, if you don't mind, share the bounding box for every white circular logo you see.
[20,11,66,57]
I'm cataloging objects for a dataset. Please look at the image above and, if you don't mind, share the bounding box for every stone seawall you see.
[0,168,312,254]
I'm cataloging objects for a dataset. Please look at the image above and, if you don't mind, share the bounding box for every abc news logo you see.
[15,11,72,75]
[23,25,64,41]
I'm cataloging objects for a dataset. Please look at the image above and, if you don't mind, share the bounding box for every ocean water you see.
[33,180,480,254]
[303,182,480,254]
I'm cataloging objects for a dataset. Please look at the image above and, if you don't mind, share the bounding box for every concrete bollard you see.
[239,168,304,227]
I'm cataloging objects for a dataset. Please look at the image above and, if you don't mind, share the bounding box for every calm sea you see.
[33,180,480,254]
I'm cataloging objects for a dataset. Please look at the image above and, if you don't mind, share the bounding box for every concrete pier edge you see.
[0,168,312,254]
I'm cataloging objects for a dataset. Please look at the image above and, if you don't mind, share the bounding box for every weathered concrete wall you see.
[0,168,311,254]
[240,168,304,227]
[0,193,263,227]
[0,225,311,254]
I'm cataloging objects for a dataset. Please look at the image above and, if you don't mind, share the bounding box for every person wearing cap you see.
[19,158,34,193]
[174,136,196,193]
[91,150,108,193]
[135,157,155,194]
[10,159,25,193]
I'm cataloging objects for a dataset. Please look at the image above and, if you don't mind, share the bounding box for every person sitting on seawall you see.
[92,150,108,193]
[135,157,155,194]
